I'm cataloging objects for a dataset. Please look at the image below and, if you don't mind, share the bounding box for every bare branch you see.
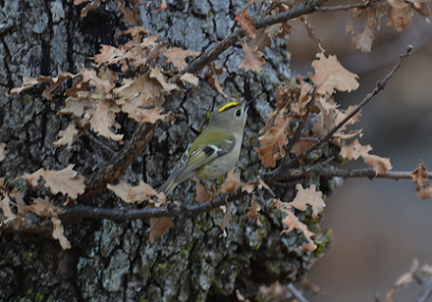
[316,0,375,12]
[268,45,413,183]
[61,190,248,222]
[287,165,431,180]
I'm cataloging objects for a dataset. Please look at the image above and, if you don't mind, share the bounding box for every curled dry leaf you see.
[22,165,85,200]
[235,10,256,39]
[0,194,17,222]
[193,178,212,203]
[257,110,291,168]
[255,178,274,196]
[340,139,372,160]
[220,169,243,194]
[290,139,316,156]
[310,53,359,95]
[290,184,326,218]
[107,181,158,204]
[363,154,392,175]
[410,162,432,199]
[114,26,152,40]
[335,105,362,131]
[180,73,199,86]
[58,95,92,118]
[280,206,317,251]
[149,217,174,243]
[9,72,77,100]
[346,7,378,53]
[80,67,116,94]
[163,47,201,71]
[247,202,262,226]
[157,0,167,10]
[235,289,249,302]
[53,121,79,150]
[386,259,419,302]
[9,190,28,218]
[247,28,271,52]
[114,74,166,123]
[52,217,71,250]
[75,0,101,17]
[22,169,46,188]
[406,0,430,18]
[239,41,265,73]
[411,161,428,187]
[206,62,236,101]
[90,99,124,142]
[42,165,86,200]
[117,0,136,25]
[220,203,233,237]
[387,0,413,32]
[149,66,179,92]
[29,197,63,218]
[219,169,254,194]
[95,33,162,70]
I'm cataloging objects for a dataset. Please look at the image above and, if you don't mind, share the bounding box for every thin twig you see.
[287,283,310,302]
[269,45,413,183]
[61,190,248,222]
[316,1,374,12]
[286,165,430,180]
[415,278,432,302]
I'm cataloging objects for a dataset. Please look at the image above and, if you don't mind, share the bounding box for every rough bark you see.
[0,1,336,301]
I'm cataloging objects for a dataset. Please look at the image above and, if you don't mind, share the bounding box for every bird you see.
[159,100,253,196]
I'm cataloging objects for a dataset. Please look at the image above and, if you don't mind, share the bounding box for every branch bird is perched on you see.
[159,100,253,195]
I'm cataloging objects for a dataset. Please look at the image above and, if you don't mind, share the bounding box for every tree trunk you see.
[0,1,335,301]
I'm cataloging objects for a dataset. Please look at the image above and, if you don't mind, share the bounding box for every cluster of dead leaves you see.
[257,52,392,176]
[107,181,169,242]
[254,52,395,249]
[235,0,293,73]
[197,169,324,251]
[277,184,326,251]
[0,150,86,249]
[10,26,202,147]
[347,0,430,53]
[0,178,71,250]
[6,22,205,247]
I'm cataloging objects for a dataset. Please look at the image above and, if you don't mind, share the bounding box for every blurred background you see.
[285,2,432,301]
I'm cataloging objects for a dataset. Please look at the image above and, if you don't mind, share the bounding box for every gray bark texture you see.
[0,0,336,301]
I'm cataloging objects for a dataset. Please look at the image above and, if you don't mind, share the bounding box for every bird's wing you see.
[179,135,236,177]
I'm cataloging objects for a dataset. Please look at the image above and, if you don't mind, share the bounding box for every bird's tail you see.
[157,175,178,196]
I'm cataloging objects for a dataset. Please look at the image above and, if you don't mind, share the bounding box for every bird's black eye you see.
[235,109,241,117]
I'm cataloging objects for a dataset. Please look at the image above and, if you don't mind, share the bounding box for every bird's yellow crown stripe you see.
[218,102,240,113]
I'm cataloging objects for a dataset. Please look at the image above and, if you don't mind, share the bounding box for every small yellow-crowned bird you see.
[159,100,253,195]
